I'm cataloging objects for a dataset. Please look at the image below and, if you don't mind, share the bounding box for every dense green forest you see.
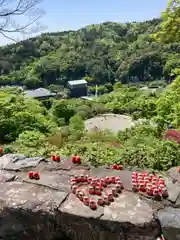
[0,18,179,90]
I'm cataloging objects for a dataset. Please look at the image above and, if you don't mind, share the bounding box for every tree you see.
[153,0,180,43]
[0,18,178,88]
[69,115,84,140]
[113,82,122,91]
[0,89,57,142]
[51,100,75,124]
[154,76,180,127]
[0,0,45,41]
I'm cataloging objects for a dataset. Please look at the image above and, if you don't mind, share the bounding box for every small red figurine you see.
[72,156,76,163]
[89,200,97,210]
[97,197,104,206]
[72,155,81,164]
[28,171,34,179]
[83,196,89,206]
[55,155,61,162]
[116,164,123,170]
[51,155,56,161]
[51,155,61,162]
[75,155,81,164]
[33,172,40,180]
[111,164,117,169]
[0,147,3,154]
[112,164,123,170]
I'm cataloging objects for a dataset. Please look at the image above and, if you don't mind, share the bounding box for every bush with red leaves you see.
[164,130,180,144]
[111,141,121,148]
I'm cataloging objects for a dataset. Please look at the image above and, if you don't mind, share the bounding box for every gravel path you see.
[85,114,134,133]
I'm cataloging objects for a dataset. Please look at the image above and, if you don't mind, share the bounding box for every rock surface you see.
[0,154,45,170]
[158,207,180,240]
[0,154,179,239]
[164,177,180,203]
[167,167,180,184]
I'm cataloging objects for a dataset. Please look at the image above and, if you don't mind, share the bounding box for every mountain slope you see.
[0,19,179,89]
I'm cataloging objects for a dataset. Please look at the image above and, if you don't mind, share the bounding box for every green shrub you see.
[118,136,180,171]
[15,131,46,148]
[69,115,85,140]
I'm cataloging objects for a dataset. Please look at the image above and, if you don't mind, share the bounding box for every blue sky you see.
[0,0,169,45]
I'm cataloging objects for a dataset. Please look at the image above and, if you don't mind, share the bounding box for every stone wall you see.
[0,154,179,240]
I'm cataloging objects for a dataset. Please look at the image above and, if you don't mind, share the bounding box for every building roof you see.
[68,79,87,86]
[80,96,93,101]
[24,88,56,98]
[1,85,24,91]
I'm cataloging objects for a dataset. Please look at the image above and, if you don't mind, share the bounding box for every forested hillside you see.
[0,18,179,89]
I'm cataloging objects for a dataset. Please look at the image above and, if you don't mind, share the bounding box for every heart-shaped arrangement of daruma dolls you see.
[131,172,169,201]
[70,175,124,210]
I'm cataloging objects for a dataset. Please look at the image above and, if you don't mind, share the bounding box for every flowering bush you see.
[164,130,180,144]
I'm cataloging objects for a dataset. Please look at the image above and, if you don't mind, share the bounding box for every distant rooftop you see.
[0,85,24,91]
[68,79,87,86]
[80,96,93,101]
[24,88,56,98]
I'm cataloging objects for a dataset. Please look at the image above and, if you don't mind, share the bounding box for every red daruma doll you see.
[103,196,110,205]
[28,171,34,179]
[89,200,97,210]
[34,172,40,180]
[72,155,81,164]
[0,147,3,155]
[71,185,78,194]
[97,197,104,206]
[153,188,162,201]
[161,187,168,198]
[83,196,89,206]
[146,186,153,196]
[132,183,138,192]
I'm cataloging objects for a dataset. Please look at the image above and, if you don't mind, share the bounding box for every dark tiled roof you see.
[24,88,56,98]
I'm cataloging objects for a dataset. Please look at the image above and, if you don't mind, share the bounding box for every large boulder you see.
[0,154,173,240]
[60,191,160,240]
[158,207,180,240]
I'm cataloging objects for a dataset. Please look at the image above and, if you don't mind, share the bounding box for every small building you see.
[67,79,87,98]
[24,88,56,100]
